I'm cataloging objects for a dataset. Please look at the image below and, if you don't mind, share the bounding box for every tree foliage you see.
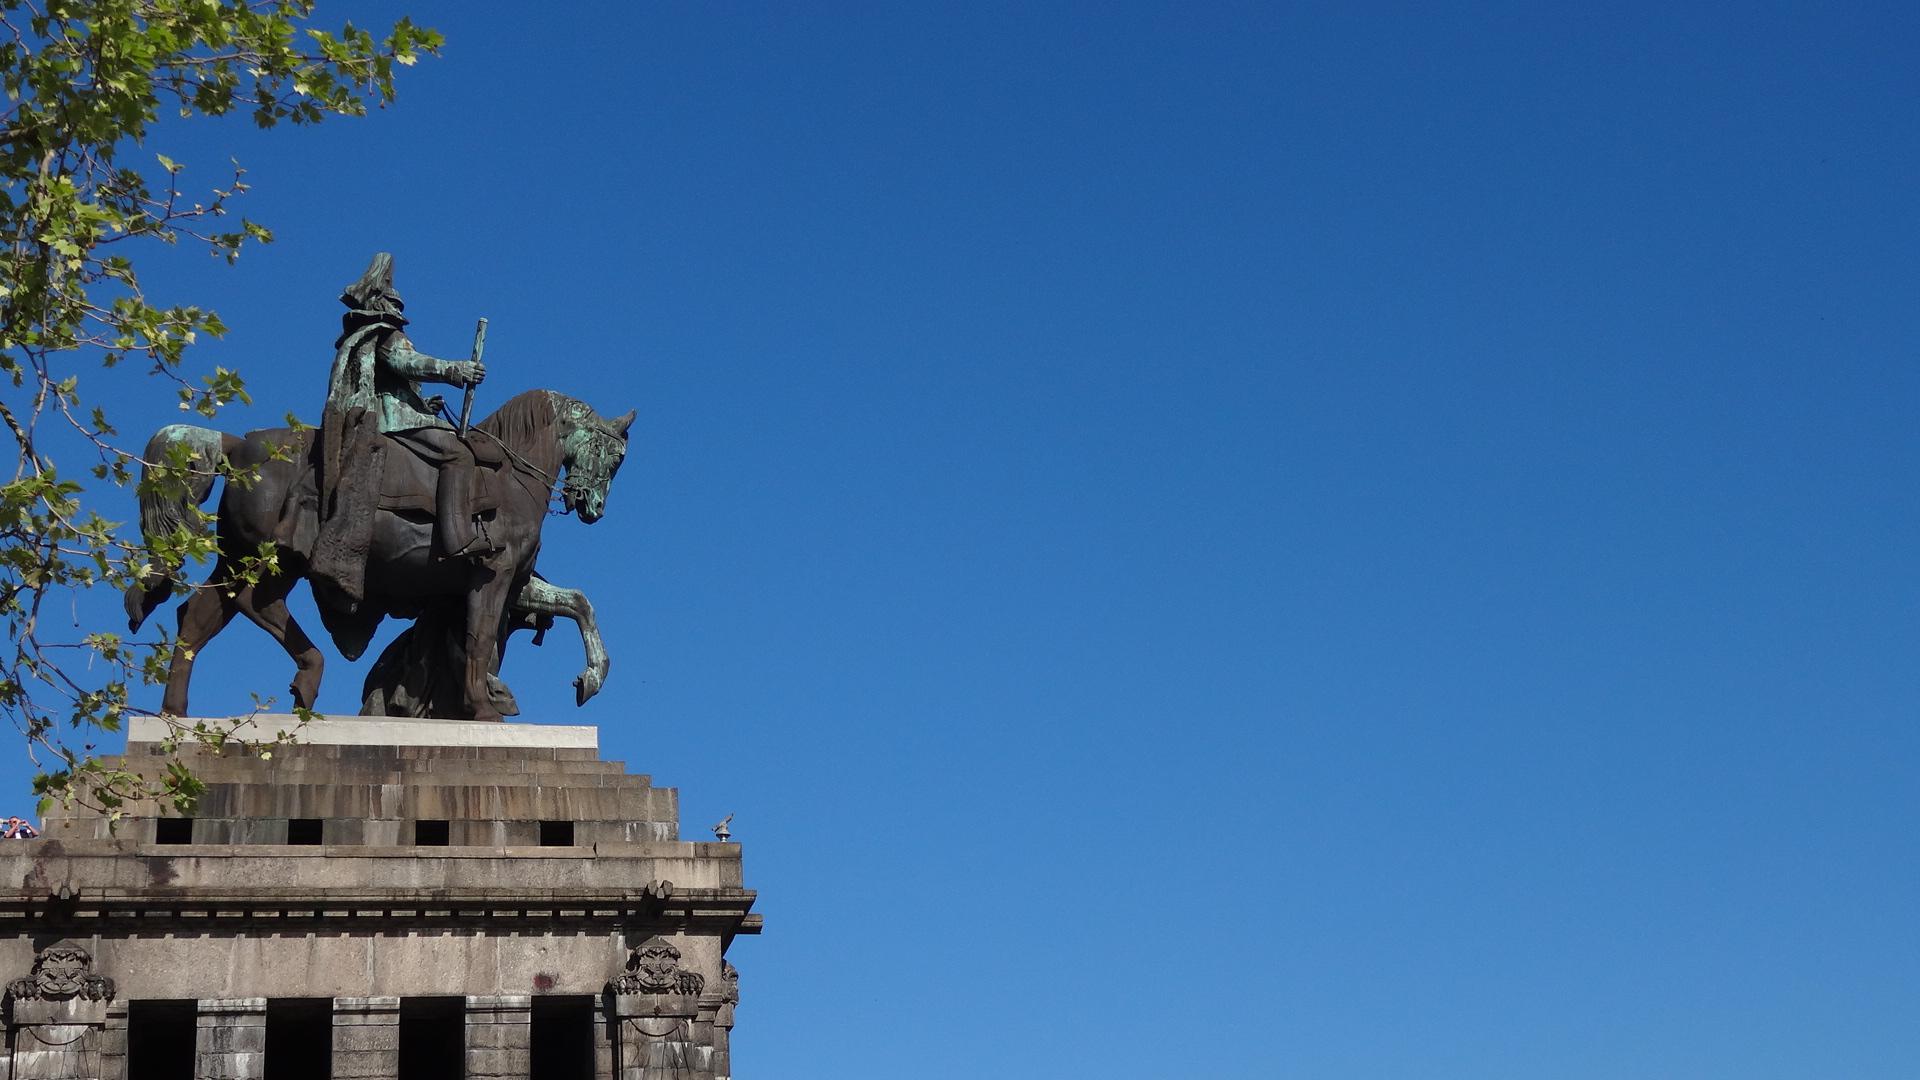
[0,0,439,819]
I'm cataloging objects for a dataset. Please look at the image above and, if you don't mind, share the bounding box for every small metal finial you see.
[711,814,733,842]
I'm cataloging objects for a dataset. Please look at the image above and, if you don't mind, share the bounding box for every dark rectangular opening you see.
[414,819,450,846]
[538,820,574,847]
[265,998,332,1080]
[399,997,464,1080]
[531,996,595,1080]
[153,817,193,845]
[286,818,324,846]
[128,999,196,1080]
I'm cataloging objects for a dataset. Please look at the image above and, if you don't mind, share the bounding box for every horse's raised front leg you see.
[161,563,242,717]
[511,573,610,706]
[231,571,325,710]
[463,565,519,722]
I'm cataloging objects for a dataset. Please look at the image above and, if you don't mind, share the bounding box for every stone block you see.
[10,995,110,1026]
[10,1022,106,1079]
[465,994,532,1080]
[128,715,598,749]
[197,997,267,1080]
[332,996,400,1080]
[610,994,700,1019]
[616,1016,701,1080]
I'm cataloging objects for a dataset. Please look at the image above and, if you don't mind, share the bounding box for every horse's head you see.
[556,401,634,524]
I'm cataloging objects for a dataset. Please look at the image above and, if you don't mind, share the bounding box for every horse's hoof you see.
[574,673,604,706]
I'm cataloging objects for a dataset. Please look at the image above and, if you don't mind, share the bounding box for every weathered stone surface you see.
[198,997,268,1080]
[617,1015,704,1080]
[43,720,679,850]
[332,997,400,1079]
[8,1023,104,1079]
[464,995,532,1080]
[0,718,756,1080]
[2,940,116,1080]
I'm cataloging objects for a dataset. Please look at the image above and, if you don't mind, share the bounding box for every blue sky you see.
[12,1,1920,1075]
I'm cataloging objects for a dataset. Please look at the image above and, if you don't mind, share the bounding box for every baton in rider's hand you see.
[458,317,488,438]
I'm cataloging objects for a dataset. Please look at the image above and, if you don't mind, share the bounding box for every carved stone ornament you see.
[609,935,705,996]
[5,940,114,1002]
[721,960,739,1006]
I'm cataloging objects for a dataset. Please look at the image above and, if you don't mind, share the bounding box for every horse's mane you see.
[475,389,562,451]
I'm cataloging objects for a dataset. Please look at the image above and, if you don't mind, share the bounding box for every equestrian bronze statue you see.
[123,254,633,722]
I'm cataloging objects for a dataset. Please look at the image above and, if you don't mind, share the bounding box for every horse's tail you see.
[124,424,234,632]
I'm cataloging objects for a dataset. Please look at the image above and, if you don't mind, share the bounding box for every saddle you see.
[375,434,507,518]
[303,418,510,612]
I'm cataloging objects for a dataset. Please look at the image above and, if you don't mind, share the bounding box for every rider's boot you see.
[435,463,495,560]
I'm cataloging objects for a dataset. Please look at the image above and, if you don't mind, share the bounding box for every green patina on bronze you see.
[123,256,635,722]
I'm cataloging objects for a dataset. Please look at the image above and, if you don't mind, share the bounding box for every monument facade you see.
[0,715,758,1078]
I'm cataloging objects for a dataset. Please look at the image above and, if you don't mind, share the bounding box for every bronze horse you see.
[125,389,633,721]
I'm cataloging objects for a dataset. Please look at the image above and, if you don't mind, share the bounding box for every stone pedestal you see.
[197,997,268,1080]
[0,716,759,1080]
[332,996,400,1079]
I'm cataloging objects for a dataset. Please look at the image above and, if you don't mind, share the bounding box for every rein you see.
[468,424,559,491]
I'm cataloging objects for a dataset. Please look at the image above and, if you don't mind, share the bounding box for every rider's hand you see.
[455,361,486,387]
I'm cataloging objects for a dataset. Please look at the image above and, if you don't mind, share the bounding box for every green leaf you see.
[0,0,439,818]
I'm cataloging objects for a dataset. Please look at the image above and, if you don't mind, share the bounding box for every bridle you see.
[439,396,626,516]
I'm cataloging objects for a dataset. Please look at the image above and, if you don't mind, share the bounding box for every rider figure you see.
[313,253,490,607]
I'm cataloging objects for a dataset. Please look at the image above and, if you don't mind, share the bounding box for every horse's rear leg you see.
[162,572,241,717]
[232,572,325,710]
